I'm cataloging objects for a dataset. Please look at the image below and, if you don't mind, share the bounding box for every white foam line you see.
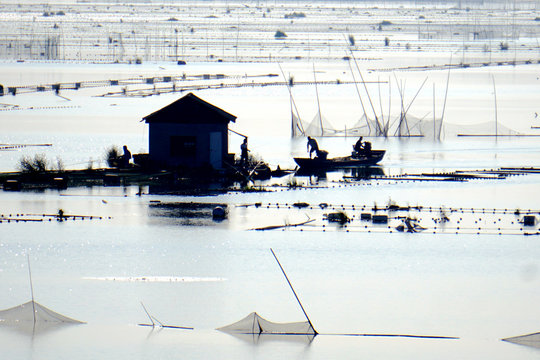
[83,276,226,282]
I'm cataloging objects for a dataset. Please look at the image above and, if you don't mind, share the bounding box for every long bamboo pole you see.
[270,248,318,335]
[27,254,36,325]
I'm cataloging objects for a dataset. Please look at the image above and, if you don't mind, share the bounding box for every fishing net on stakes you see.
[217,250,458,342]
[292,109,437,138]
[217,312,316,335]
[355,113,520,139]
[0,256,85,334]
[503,332,540,349]
[0,300,84,335]
[395,114,443,140]
[349,114,385,136]
[294,111,338,137]
[218,249,318,340]
[0,300,83,325]
[350,113,443,139]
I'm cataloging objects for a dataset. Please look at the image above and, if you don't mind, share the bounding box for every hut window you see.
[170,136,196,157]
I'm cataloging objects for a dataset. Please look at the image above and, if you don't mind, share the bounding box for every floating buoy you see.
[212,206,226,220]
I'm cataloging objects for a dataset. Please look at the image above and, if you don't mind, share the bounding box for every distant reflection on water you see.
[148,201,229,226]
[222,332,316,345]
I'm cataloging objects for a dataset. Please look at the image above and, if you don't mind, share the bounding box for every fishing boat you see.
[294,150,385,170]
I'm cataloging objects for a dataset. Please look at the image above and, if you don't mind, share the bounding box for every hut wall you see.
[149,122,229,169]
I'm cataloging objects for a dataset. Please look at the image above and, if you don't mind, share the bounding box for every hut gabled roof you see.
[142,92,236,124]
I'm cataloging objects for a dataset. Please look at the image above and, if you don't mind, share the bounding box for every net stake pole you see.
[270,248,317,335]
[27,253,36,325]
[140,302,155,327]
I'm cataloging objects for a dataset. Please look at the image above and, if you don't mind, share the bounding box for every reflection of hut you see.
[142,93,236,170]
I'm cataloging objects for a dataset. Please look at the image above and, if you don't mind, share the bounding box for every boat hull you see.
[294,150,385,170]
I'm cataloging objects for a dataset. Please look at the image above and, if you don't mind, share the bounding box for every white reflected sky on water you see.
[1,183,540,359]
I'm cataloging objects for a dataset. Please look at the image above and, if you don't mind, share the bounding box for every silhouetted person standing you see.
[307,136,319,158]
[240,138,249,167]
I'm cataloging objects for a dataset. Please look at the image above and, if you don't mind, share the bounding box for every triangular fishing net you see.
[303,111,337,137]
[349,114,385,136]
[295,108,521,140]
[217,312,316,335]
[0,300,84,325]
[351,114,519,139]
[395,114,444,140]
[502,332,540,349]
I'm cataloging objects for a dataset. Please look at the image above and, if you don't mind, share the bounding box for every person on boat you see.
[363,141,372,155]
[240,137,249,167]
[307,136,320,159]
[121,145,131,168]
[353,136,364,155]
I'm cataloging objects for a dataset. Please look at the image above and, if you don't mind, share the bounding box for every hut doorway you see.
[209,132,222,169]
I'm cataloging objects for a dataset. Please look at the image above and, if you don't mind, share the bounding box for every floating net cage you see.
[217,312,316,336]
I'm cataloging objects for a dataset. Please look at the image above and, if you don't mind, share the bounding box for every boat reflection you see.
[221,331,316,345]
[295,166,385,179]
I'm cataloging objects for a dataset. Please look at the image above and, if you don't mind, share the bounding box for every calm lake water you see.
[1,52,540,359]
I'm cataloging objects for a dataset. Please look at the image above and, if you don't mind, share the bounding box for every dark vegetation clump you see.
[18,154,49,173]
[274,30,287,39]
[287,178,302,188]
[105,145,121,167]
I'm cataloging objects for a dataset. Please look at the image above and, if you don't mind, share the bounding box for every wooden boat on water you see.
[294,150,385,170]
